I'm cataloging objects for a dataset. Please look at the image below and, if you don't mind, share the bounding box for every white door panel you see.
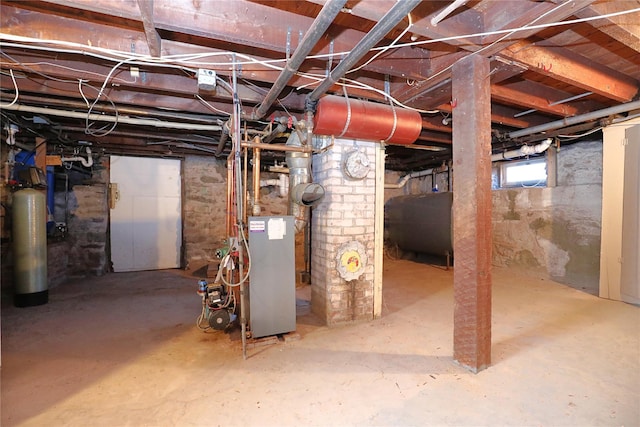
[110,156,181,272]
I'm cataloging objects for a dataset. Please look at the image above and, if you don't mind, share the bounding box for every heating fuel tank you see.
[384,192,453,257]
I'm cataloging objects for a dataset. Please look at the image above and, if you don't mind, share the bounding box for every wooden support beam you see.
[500,42,639,103]
[35,137,47,172]
[451,54,492,373]
[136,0,162,57]
[576,2,640,54]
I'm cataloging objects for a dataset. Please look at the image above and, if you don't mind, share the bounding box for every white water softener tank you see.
[13,188,48,307]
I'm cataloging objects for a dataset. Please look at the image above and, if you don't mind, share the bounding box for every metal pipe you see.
[241,139,312,153]
[508,99,640,139]
[307,0,421,103]
[226,155,234,237]
[548,91,593,107]
[8,93,222,124]
[2,104,223,131]
[253,0,347,119]
[243,146,249,225]
[252,147,261,216]
[262,121,287,144]
[215,121,229,157]
[430,0,471,26]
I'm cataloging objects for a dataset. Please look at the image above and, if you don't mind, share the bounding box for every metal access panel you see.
[248,216,296,338]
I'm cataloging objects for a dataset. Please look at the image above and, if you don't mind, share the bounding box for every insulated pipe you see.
[307,0,422,103]
[61,147,93,168]
[491,138,553,162]
[508,99,640,139]
[252,0,347,119]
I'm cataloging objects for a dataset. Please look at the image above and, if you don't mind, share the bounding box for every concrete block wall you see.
[492,140,602,293]
[311,138,377,325]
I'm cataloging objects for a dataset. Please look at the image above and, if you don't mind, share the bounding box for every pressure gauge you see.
[342,149,371,180]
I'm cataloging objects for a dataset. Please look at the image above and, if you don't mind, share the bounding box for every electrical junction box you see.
[197,69,216,91]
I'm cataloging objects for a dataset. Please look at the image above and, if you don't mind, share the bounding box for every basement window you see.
[494,157,548,188]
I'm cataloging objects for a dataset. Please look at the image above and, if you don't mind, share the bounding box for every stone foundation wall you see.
[492,141,602,293]
[182,155,228,266]
[66,158,109,277]
[311,139,377,325]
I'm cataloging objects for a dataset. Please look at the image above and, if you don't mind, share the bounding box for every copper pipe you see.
[226,155,234,237]
[252,147,261,216]
[243,146,249,223]
[241,137,312,153]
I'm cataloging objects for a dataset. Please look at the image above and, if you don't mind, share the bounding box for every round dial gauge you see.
[343,149,371,180]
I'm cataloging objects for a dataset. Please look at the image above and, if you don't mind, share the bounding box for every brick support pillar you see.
[311,138,376,326]
[452,55,492,373]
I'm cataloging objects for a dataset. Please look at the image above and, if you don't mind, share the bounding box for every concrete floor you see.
[2,258,639,426]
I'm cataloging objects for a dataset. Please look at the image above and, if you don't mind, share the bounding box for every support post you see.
[373,143,385,318]
[451,54,492,373]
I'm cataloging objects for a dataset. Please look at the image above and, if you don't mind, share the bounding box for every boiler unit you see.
[247,215,296,338]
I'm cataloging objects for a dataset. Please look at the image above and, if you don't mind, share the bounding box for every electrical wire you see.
[80,80,120,136]
[408,1,573,90]
[346,13,413,75]
[0,69,18,108]
[1,5,638,125]
[1,6,638,72]
[558,127,603,140]
[195,94,231,116]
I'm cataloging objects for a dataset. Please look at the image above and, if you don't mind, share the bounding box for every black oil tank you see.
[384,192,453,257]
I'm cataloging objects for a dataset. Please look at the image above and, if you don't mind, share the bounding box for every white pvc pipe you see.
[491,138,552,162]
[384,168,435,189]
[61,147,93,167]
[259,173,289,198]
[430,0,470,26]
[2,104,222,131]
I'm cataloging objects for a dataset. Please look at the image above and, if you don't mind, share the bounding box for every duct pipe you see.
[307,0,422,103]
[2,104,222,131]
[285,128,325,233]
[252,0,347,120]
[491,138,553,162]
[508,100,640,139]
[61,147,93,168]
